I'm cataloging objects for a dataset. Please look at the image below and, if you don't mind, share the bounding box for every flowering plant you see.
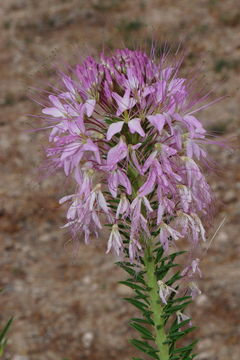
[36,48,221,359]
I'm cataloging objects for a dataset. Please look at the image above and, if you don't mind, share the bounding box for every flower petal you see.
[49,95,64,109]
[138,170,156,197]
[107,137,128,166]
[42,107,64,117]
[106,121,124,140]
[128,118,145,137]
[85,99,96,117]
[147,114,166,133]
[117,169,132,195]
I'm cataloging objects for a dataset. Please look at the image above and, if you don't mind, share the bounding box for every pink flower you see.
[107,117,145,140]
[159,223,182,251]
[146,114,166,133]
[112,88,136,116]
[107,224,123,256]
[157,280,178,305]
[36,47,219,267]
[106,137,128,169]
[107,169,132,198]
[176,212,206,244]
[138,169,156,197]
[182,258,202,278]
[42,95,79,118]
[189,282,202,299]
[176,311,192,328]
[129,239,142,262]
[129,196,152,245]
[88,184,109,214]
[116,194,130,219]
[56,137,101,176]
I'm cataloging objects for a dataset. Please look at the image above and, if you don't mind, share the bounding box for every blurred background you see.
[0,0,239,359]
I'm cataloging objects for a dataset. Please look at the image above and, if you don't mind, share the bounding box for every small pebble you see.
[196,350,214,360]
[82,276,91,285]
[196,294,209,306]
[82,331,94,348]
[223,189,236,203]
[198,338,213,350]
[217,231,228,244]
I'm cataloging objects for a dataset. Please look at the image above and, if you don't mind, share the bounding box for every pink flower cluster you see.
[39,48,214,275]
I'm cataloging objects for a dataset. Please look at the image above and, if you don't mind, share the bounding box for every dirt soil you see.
[0,1,240,359]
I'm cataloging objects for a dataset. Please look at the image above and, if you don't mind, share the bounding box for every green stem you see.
[144,243,170,360]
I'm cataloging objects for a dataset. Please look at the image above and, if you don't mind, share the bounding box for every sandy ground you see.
[0,1,240,359]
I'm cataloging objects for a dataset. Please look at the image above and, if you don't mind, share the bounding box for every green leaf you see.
[154,246,164,264]
[171,296,192,304]
[117,262,146,285]
[165,301,192,315]
[160,251,186,263]
[130,322,154,340]
[108,204,118,210]
[0,317,13,355]
[104,117,121,125]
[170,319,192,333]
[119,230,131,239]
[131,317,154,326]
[155,263,179,279]
[130,339,159,359]
[172,340,198,354]
[117,262,136,276]
[0,318,13,343]
[135,289,150,303]
[168,326,196,341]
[118,245,196,359]
[119,280,146,292]
[166,272,182,286]
[124,298,148,311]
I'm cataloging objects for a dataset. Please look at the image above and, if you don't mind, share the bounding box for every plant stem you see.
[144,243,170,360]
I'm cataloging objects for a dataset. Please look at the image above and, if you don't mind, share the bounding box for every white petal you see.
[98,191,109,213]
